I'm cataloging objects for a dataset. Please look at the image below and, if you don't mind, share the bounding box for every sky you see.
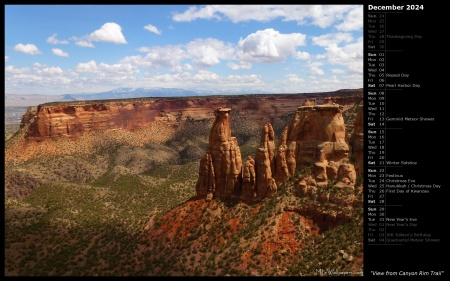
[5,5,363,95]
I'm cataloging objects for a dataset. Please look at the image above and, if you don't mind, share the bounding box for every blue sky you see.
[5,5,363,95]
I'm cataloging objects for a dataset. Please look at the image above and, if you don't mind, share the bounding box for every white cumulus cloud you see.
[227,61,252,70]
[133,45,189,70]
[237,28,306,63]
[295,51,310,60]
[131,38,236,70]
[5,65,29,74]
[323,36,363,74]
[97,62,139,75]
[46,33,69,44]
[172,5,221,22]
[37,66,64,76]
[14,43,41,55]
[331,68,345,74]
[186,38,234,67]
[302,5,352,28]
[193,69,219,81]
[5,56,9,62]
[172,5,359,29]
[287,74,304,82]
[74,39,95,48]
[89,22,127,44]
[76,60,99,73]
[310,67,324,75]
[308,62,325,75]
[336,5,363,31]
[144,24,162,35]
[312,33,353,47]
[52,48,69,57]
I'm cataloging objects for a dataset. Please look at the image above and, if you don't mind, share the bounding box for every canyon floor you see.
[4,92,363,276]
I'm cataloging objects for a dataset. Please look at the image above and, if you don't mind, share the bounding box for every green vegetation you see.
[5,166,197,276]
[4,145,197,276]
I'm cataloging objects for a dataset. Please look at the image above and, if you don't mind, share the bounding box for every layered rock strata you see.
[19,90,363,141]
[240,156,256,201]
[350,105,364,176]
[274,127,290,185]
[195,99,360,203]
[276,99,354,188]
[196,108,242,200]
[254,124,277,200]
[195,154,215,199]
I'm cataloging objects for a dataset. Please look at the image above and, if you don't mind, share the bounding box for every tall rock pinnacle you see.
[196,108,242,200]
[275,126,290,185]
[255,124,277,200]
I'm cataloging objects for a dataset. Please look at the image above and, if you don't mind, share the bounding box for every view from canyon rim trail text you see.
[5,5,364,277]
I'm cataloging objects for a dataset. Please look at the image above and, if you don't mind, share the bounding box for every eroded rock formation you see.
[196,108,242,200]
[274,127,290,185]
[255,124,277,200]
[350,105,364,176]
[196,111,281,202]
[277,101,352,186]
[195,153,215,199]
[195,98,362,202]
[335,162,357,189]
[19,106,38,129]
[241,156,256,202]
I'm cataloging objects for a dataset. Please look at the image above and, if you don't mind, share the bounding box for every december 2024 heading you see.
[368,4,424,11]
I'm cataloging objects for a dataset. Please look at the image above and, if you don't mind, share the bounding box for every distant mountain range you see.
[5,87,272,107]
[61,87,206,101]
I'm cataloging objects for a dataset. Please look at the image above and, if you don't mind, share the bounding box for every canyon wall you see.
[19,90,362,141]
[9,90,362,165]
[350,105,364,176]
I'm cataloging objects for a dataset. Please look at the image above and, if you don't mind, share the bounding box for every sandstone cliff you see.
[19,91,362,141]
[24,102,177,139]
[350,105,364,176]
[276,99,354,189]
[8,90,362,165]
[19,106,38,128]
